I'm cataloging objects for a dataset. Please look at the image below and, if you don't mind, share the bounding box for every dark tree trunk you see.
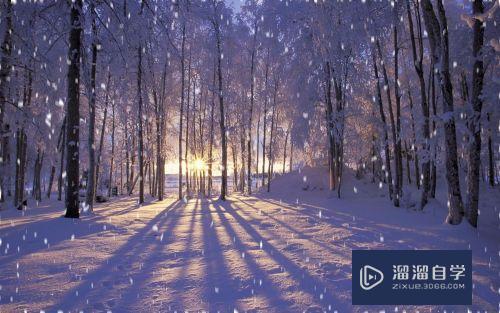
[247,21,258,194]
[86,2,98,212]
[377,40,400,207]
[47,165,56,199]
[406,0,430,208]
[0,0,13,205]
[64,0,83,218]
[125,116,130,194]
[267,79,278,192]
[214,14,227,200]
[430,64,437,198]
[421,0,464,224]
[208,62,215,196]
[393,14,404,196]
[325,61,336,191]
[487,112,495,186]
[14,128,27,208]
[283,127,289,173]
[407,88,420,189]
[466,0,485,228]
[255,112,260,189]
[261,54,269,188]
[137,46,144,204]
[95,73,110,198]
[185,52,191,197]
[405,141,412,185]
[108,99,115,198]
[372,48,394,201]
[58,118,66,201]
[178,24,186,200]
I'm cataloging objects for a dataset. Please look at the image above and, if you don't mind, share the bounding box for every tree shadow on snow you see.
[215,200,351,312]
[46,200,184,312]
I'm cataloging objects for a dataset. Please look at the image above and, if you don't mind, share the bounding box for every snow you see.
[0,168,498,312]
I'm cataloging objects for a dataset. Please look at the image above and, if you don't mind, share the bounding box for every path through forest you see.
[0,188,498,312]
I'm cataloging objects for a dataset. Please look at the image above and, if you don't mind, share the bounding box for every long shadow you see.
[200,199,242,313]
[256,196,444,249]
[219,200,351,312]
[240,197,380,252]
[212,200,294,310]
[0,213,109,267]
[0,197,146,267]
[106,200,189,311]
[256,196,351,224]
[165,198,201,311]
[237,198,351,259]
[47,200,184,312]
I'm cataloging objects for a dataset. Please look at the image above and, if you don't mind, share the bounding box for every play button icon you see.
[360,265,384,290]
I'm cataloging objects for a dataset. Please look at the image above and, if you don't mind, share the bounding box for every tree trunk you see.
[430,64,437,198]
[267,79,278,192]
[214,16,227,200]
[239,128,246,192]
[86,3,98,211]
[247,21,258,194]
[372,48,394,201]
[487,112,495,186]
[255,113,260,189]
[407,88,420,189]
[465,0,485,228]
[0,0,13,205]
[137,46,144,204]
[406,0,430,208]
[283,127,289,173]
[325,61,336,191]
[155,60,167,200]
[405,141,412,185]
[208,62,215,196]
[377,40,400,206]
[95,73,110,198]
[47,165,56,199]
[178,24,186,200]
[14,128,27,207]
[421,0,464,224]
[393,15,404,196]
[185,51,191,197]
[261,55,269,188]
[58,118,66,201]
[108,99,115,197]
[232,144,238,192]
[64,0,83,218]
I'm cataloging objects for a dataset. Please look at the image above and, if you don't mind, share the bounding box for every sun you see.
[193,158,206,171]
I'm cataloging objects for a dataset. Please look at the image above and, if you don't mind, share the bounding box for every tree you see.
[372,47,394,202]
[85,2,99,212]
[406,0,430,209]
[137,46,144,204]
[178,23,186,200]
[247,20,258,194]
[212,0,227,200]
[65,0,83,219]
[420,0,464,224]
[465,0,485,228]
[0,0,13,205]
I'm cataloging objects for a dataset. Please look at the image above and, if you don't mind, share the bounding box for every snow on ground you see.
[0,168,498,312]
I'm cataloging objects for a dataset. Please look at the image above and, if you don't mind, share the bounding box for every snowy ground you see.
[0,168,498,312]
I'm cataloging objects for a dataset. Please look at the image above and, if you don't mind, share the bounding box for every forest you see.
[0,0,498,312]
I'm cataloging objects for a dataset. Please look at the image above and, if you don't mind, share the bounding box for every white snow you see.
[0,168,498,312]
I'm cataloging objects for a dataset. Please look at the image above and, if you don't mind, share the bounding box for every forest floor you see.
[0,168,498,312]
